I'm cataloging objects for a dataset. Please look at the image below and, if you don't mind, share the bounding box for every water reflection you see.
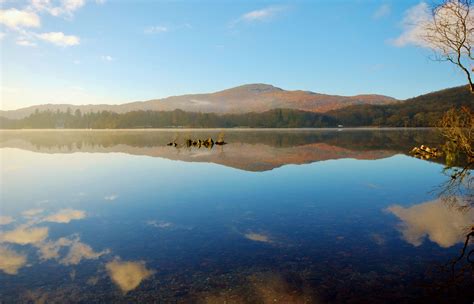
[0,246,27,275]
[0,216,14,225]
[244,232,273,243]
[146,220,173,229]
[0,129,447,171]
[106,260,155,293]
[37,235,109,265]
[0,226,49,245]
[42,209,86,223]
[22,208,44,219]
[388,198,474,248]
[0,203,154,294]
[0,130,472,302]
[201,272,315,304]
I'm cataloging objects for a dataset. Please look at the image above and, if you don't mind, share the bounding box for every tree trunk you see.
[458,64,474,94]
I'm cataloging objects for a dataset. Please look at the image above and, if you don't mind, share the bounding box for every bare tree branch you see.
[421,0,474,92]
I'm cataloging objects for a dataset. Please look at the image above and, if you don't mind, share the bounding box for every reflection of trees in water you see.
[432,165,474,293]
[438,166,473,211]
[423,107,474,296]
[448,227,473,273]
[0,128,445,153]
[423,227,473,298]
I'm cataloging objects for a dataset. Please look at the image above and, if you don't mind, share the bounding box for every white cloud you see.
[101,55,114,62]
[37,31,80,46]
[31,0,85,17]
[104,194,118,200]
[391,1,473,51]
[387,198,474,248]
[0,216,14,225]
[0,246,27,275]
[0,8,41,29]
[106,260,154,293]
[373,4,391,19]
[42,209,86,223]
[1,2,83,48]
[0,32,6,40]
[242,6,285,22]
[0,226,49,245]
[62,0,85,13]
[231,5,287,27]
[144,26,168,34]
[391,2,431,47]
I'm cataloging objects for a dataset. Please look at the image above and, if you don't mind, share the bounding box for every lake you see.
[0,129,472,303]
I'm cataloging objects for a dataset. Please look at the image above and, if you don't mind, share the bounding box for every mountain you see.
[328,85,474,127]
[1,85,471,129]
[0,84,397,119]
[1,85,472,129]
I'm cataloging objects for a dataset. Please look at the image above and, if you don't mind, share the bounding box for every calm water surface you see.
[0,129,472,303]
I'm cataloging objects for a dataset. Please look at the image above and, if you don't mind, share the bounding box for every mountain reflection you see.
[0,129,445,171]
[387,198,474,248]
[2,129,472,302]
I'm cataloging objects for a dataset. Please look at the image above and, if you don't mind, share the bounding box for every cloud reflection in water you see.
[36,235,110,265]
[387,198,474,248]
[245,232,272,243]
[0,246,27,275]
[0,209,109,275]
[0,216,14,225]
[106,260,155,293]
[0,226,49,245]
[42,209,86,223]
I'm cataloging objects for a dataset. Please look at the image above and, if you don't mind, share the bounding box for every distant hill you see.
[0,84,397,119]
[0,85,472,129]
[328,85,474,127]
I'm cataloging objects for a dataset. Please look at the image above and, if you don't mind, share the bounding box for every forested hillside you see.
[328,85,473,127]
[1,86,472,129]
[0,108,337,129]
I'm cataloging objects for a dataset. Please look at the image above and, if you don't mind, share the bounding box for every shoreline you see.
[0,127,438,132]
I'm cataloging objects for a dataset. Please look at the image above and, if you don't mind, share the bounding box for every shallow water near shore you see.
[0,129,472,303]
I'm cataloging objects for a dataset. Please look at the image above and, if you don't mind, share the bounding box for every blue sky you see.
[0,0,469,110]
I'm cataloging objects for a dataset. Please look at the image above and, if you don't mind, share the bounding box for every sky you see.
[0,0,470,110]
